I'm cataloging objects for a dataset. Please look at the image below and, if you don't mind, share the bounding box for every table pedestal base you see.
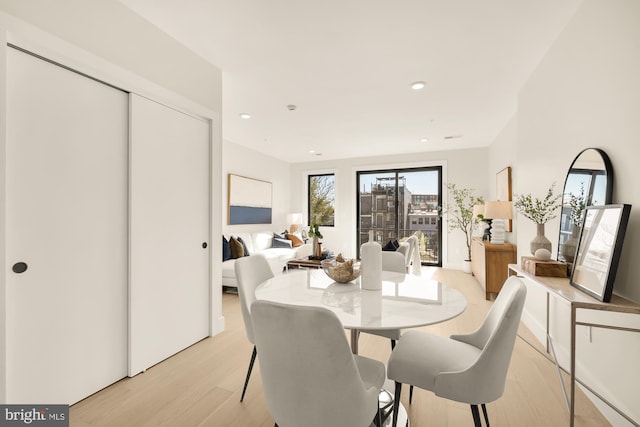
[376,380,408,426]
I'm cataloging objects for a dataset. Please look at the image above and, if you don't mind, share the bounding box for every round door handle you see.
[202,242,208,249]
[12,262,28,274]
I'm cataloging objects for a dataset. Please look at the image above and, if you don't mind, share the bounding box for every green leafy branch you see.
[566,182,587,227]
[514,183,562,225]
[439,183,484,261]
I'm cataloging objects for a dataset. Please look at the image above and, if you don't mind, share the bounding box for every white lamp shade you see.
[287,212,303,224]
[484,201,513,220]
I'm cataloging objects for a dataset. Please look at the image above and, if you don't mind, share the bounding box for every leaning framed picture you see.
[570,204,631,302]
[496,166,512,231]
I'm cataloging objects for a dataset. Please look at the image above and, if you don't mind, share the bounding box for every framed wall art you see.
[496,166,513,231]
[228,174,273,224]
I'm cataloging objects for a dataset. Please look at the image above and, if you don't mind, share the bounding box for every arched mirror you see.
[557,148,613,264]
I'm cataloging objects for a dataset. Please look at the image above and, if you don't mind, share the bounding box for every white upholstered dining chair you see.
[251,299,386,427]
[234,254,274,402]
[387,276,527,427]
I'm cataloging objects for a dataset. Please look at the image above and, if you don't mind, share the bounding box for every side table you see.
[286,258,323,270]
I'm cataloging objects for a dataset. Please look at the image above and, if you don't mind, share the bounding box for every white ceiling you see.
[120,0,581,163]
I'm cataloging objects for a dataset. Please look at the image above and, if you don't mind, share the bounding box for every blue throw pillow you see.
[222,236,232,261]
[237,236,250,256]
[272,237,293,248]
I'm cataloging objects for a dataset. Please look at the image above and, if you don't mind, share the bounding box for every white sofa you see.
[222,231,312,290]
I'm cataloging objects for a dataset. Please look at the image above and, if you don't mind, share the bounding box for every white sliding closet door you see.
[129,94,210,375]
[5,48,128,404]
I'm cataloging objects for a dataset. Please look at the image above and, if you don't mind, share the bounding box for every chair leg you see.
[240,345,257,402]
[392,382,402,427]
[391,339,396,350]
[373,405,383,427]
[470,404,482,427]
[409,385,414,404]
[481,403,490,426]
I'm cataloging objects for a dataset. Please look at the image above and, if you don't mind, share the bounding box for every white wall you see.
[222,140,293,235]
[500,1,640,424]
[516,0,640,303]
[0,0,222,112]
[289,148,490,268]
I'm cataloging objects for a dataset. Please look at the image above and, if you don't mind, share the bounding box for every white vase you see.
[561,227,580,263]
[462,260,472,274]
[361,231,382,290]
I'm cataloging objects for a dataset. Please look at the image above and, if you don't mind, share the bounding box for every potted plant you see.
[308,224,323,259]
[561,183,587,262]
[514,183,562,255]
[439,183,484,273]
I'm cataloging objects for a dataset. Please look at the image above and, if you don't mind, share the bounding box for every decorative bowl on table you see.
[321,255,360,283]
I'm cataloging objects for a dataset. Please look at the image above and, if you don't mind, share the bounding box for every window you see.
[308,173,335,226]
[357,166,442,266]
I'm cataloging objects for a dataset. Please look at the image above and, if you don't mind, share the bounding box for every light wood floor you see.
[71,268,611,426]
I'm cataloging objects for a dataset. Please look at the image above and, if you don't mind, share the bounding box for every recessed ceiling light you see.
[420,138,429,143]
[309,150,315,154]
[239,113,251,119]
[410,81,426,90]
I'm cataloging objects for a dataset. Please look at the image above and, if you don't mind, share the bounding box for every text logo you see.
[1,405,68,426]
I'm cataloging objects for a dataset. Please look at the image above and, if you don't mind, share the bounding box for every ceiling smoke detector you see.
[286,104,297,111]
[444,135,463,140]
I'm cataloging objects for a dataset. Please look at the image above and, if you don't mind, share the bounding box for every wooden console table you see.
[508,264,640,427]
[471,238,516,300]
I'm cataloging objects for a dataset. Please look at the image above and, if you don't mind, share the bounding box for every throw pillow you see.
[382,239,399,252]
[273,232,286,240]
[229,236,245,258]
[272,237,293,249]
[222,236,232,261]
[237,236,250,256]
[286,233,304,247]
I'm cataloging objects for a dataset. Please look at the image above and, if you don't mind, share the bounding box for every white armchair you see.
[251,300,386,427]
[234,254,274,402]
[387,276,527,427]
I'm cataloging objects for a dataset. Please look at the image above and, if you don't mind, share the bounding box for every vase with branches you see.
[439,183,484,269]
[514,183,562,255]
[308,224,323,258]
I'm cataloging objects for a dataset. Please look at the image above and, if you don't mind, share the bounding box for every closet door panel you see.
[129,94,210,375]
[6,48,128,404]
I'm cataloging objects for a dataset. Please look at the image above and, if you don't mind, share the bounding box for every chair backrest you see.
[234,254,274,344]
[382,251,407,273]
[406,235,421,275]
[251,300,381,427]
[396,242,411,267]
[438,276,526,403]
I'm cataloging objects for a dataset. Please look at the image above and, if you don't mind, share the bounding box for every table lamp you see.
[287,212,303,233]
[472,204,490,240]
[483,201,513,244]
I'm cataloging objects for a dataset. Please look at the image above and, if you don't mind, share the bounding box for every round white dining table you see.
[255,268,467,353]
[255,268,468,426]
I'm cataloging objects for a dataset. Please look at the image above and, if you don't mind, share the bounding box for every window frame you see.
[307,172,336,227]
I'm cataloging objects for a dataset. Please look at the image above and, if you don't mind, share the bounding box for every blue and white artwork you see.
[228,174,272,224]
